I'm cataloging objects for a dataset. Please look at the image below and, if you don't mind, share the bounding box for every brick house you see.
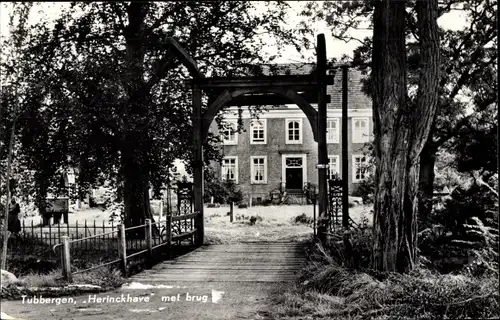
[208,64,373,203]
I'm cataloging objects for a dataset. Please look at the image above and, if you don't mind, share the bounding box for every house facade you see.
[208,66,373,203]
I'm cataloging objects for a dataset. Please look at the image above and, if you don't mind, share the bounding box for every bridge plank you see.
[128,242,307,283]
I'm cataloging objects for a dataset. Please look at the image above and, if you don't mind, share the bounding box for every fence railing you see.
[53,212,199,281]
[18,219,123,248]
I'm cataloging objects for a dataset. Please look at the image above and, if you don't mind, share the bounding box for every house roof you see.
[239,63,372,110]
[328,67,371,109]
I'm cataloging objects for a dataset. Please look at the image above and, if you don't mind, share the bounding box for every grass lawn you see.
[204,204,372,243]
[19,204,373,244]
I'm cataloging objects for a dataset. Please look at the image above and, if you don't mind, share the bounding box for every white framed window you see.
[327,118,339,143]
[352,155,369,182]
[250,119,267,144]
[221,120,238,145]
[222,156,238,184]
[251,156,267,184]
[352,118,369,143]
[328,155,340,180]
[285,118,302,144]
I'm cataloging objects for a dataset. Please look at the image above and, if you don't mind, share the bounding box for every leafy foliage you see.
[294,213,314,225]
[203,169,243,205]
[351,175,375,204]
[2,2,308,223]
[351,143,375,204]
[302,0,498,223]
[439,184,498,233]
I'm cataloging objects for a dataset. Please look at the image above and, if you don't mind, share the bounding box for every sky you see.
[0,1,468,62]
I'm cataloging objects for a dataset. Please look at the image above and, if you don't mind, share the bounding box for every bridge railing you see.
[53,212,199,281]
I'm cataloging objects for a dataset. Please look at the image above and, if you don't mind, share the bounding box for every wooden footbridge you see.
[129,242,308,283]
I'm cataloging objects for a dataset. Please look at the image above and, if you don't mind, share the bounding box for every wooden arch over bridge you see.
[167,34,348,244]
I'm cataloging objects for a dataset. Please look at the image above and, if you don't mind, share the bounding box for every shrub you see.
[291,239,499,320]
[249,215,263,225]
[316,228,373,270]
[436,184,497,235]
[418,183,499,274]
[203,179,227,204]
[294,213,313,225]
[203,179,243,204]
[351,174,375,204]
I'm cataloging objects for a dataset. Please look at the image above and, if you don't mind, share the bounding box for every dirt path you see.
[2,242,307,320]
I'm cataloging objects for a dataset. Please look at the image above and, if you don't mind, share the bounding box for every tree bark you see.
[418,142,437,224]
[121,134,153,238]
[371,0,440,273]
[1,120,16,271]
[120,2,155,234]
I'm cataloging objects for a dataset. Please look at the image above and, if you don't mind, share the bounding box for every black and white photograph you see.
[0,1,498,319]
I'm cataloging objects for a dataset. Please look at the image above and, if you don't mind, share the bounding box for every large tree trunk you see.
[120,2,155,236]
[371,0,440,273]
[1,120,16,271]
[121,138,153,238]
[418,142,437,224]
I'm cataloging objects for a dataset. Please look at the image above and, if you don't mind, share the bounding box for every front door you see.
[285,157,304,190]
[286,168,303,189]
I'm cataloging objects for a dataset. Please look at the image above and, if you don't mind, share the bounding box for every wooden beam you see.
[283,89,319,142]
[316,33,328,244]
[217,92,330,106]
[192,84,204,246]
[341,66,349,230]
[186,74,334,89]
[201,88,319,142]
[202,89,254,141]
[166,37,202,79]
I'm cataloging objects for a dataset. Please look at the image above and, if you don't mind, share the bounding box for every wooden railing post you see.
[61,236,72,282]
[146,219,153,268]
[166,214,172,259]
[118,224,128,276]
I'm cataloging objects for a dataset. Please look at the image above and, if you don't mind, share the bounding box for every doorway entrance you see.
[282,155,307,191]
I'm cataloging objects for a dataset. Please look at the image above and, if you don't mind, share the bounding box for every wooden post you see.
[316,34,329,243]
[313,194,317,239]
[192,83,204,246]
[118,224,127,276]
[159,200,164,220]
[166,214,172,259]
[230,202,234,223]
[146,219,153,267]
[166,186,171,215]
[61,236,72,282]
[248,194,252,207]
[342,66,349,230]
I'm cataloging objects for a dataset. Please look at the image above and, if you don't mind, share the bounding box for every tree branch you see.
[411,0,440,161]
[445,47,497,105]
[472,171,499,199]
[438,7,489,88]
[433,95,497,147]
